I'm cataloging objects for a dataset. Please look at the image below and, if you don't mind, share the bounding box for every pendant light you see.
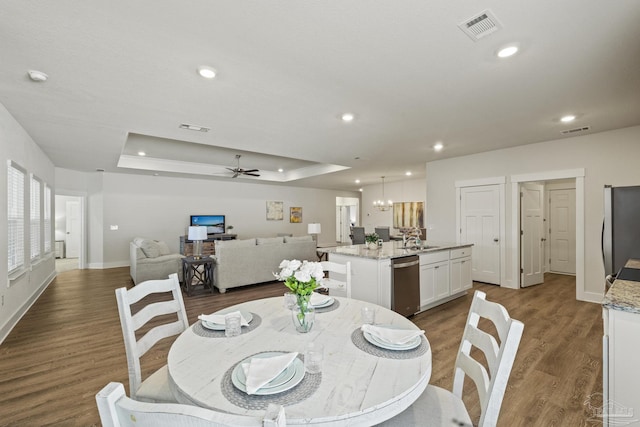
[373,176,393,211]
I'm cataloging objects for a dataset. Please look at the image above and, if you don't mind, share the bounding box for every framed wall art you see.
[266,201,284,221]
[290,207,302,223]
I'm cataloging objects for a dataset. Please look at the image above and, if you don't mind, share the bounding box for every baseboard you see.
[87,261,129,269]
[580,290,604,304]
[0,270,56,345]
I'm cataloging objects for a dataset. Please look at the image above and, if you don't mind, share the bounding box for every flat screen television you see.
[190,215,225,235]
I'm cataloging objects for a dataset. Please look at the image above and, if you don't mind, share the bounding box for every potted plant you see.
[365,232,380,250]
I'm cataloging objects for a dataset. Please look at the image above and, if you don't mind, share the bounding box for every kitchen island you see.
[602,258,640,425]
[318,241,473,315]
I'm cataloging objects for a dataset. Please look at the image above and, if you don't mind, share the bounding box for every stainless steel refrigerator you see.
[603,185,640,280]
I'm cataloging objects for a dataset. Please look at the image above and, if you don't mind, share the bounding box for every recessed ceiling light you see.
[179,123,210,132]
[355,179,360,184]
[497,45,519,58]
[560,115,576,123]
[405,171,412,176]
[197,66,216,79]
[278,168,284,173]
[341,113,355,122]
[138,151,146,156]
[27,70,48,82]
[359,188,363,192]
[434,142,444,152]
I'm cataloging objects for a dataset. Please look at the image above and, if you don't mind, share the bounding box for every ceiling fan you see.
[226,154,260,178]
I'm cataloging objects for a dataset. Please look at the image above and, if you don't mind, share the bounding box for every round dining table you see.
[167,296,432,426]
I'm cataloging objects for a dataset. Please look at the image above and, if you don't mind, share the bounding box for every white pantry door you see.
[460,185,500,285]
[521,183,544,287]
[549,188,576,274]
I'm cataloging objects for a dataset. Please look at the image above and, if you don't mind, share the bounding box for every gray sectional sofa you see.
[212,235,317,293]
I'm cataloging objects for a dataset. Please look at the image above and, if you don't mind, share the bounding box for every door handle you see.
[541,238,547,242]
[493,238,499,242]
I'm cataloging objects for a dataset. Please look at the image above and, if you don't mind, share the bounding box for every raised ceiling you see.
[1,1,639,190]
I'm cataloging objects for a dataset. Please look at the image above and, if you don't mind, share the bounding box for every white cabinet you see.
[420,260,450,307]
[603,306,640,425]
[450,253,473,294]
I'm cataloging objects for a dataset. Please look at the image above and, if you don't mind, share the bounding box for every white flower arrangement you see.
[274,259,325,297]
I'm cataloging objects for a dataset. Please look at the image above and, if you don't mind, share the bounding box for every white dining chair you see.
[115,273,189,403]
[96,382,286,427]
[379,290,524,427]
[320,260,352,298]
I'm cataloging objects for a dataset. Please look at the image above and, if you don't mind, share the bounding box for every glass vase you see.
[292,304,315,333]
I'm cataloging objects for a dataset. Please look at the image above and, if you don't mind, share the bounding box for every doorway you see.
[336,197,359,244]
[511,169,584,300]
[54,193,86,271]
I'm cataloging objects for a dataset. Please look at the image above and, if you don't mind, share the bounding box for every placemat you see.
[313,299,340,313]
[221,352,321,410]
[192,313,262,338]
[350,328,429,359]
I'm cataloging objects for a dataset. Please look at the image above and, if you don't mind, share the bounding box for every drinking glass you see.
[361,306,376,325]
[224,312,242,337]
[283,292,297,310]
[304,342,324,374]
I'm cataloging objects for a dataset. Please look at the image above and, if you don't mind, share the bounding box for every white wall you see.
[426,125,640,300]
[360,178,427,233]
[55,170,361,268]
[0,103,56,343]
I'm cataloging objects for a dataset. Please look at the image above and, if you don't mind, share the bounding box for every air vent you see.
[561,126,591,135]
[179,123,210,132]
[458,9,502,41]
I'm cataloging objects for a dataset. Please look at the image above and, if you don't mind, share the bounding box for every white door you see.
[549,189,576,274]
[521,183,544,287]
[65,200,81,258]
[460,185,500,285]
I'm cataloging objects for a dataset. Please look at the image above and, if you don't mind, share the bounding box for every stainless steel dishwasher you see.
[391,255,420,317]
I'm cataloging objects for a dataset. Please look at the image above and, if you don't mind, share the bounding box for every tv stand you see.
[179,234,237,256]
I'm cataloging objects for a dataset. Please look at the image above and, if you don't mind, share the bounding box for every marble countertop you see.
[317,241,472,260]
[603,259,640,314]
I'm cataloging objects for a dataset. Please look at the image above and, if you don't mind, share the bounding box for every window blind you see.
[44,184,51,253]
[8,161,25,273]
[30,175,41,260]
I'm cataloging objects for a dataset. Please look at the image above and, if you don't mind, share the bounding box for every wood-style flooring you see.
[0,269,602,426]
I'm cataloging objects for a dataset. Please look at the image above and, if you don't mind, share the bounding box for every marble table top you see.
[317,240,472,260]
[167,296,432,426]
[603,259,640,314]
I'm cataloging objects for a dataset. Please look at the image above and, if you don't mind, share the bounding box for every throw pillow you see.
[284,235,313,243]
[140,240,160,258]
[257,237,284,245]
[156,241,171,256]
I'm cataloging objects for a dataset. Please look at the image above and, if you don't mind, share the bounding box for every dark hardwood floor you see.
[0,269,602,426]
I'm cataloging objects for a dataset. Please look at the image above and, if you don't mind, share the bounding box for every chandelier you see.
[373,176,393,211]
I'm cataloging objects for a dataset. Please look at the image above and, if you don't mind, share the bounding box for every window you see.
[8,161,25,273]
[30,175,41,260]
[44,184,51,253]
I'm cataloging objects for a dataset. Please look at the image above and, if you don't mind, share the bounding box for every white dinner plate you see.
[201,310,253,331]
[311,297,335,308]
[231,352,305,395]
[363,324,422,351]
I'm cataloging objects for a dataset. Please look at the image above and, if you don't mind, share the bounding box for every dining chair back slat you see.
[96,382,286,427]
[115,273,189,402]
[319,261,351,298]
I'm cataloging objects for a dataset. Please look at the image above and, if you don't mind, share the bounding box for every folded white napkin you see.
[361,324,424,345]
[242,352,299,395]
[309,292,331,307]
[198,311,250,327]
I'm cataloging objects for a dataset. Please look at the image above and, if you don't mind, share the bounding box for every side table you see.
[181,256,215,296]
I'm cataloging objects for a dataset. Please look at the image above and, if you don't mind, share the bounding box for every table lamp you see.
[308,223,321,242]
[188,226,208,259]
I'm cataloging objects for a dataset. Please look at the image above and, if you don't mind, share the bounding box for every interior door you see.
[549,188,576,274]
[521,183,544,287]
[460,185,500,285]
[65,200,81,258]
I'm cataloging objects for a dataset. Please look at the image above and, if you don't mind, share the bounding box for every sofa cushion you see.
[215,238,256,249]
[284,235,313,243]
[257,237,284,245]
[140,240,161,258]
[157,241,171,256]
